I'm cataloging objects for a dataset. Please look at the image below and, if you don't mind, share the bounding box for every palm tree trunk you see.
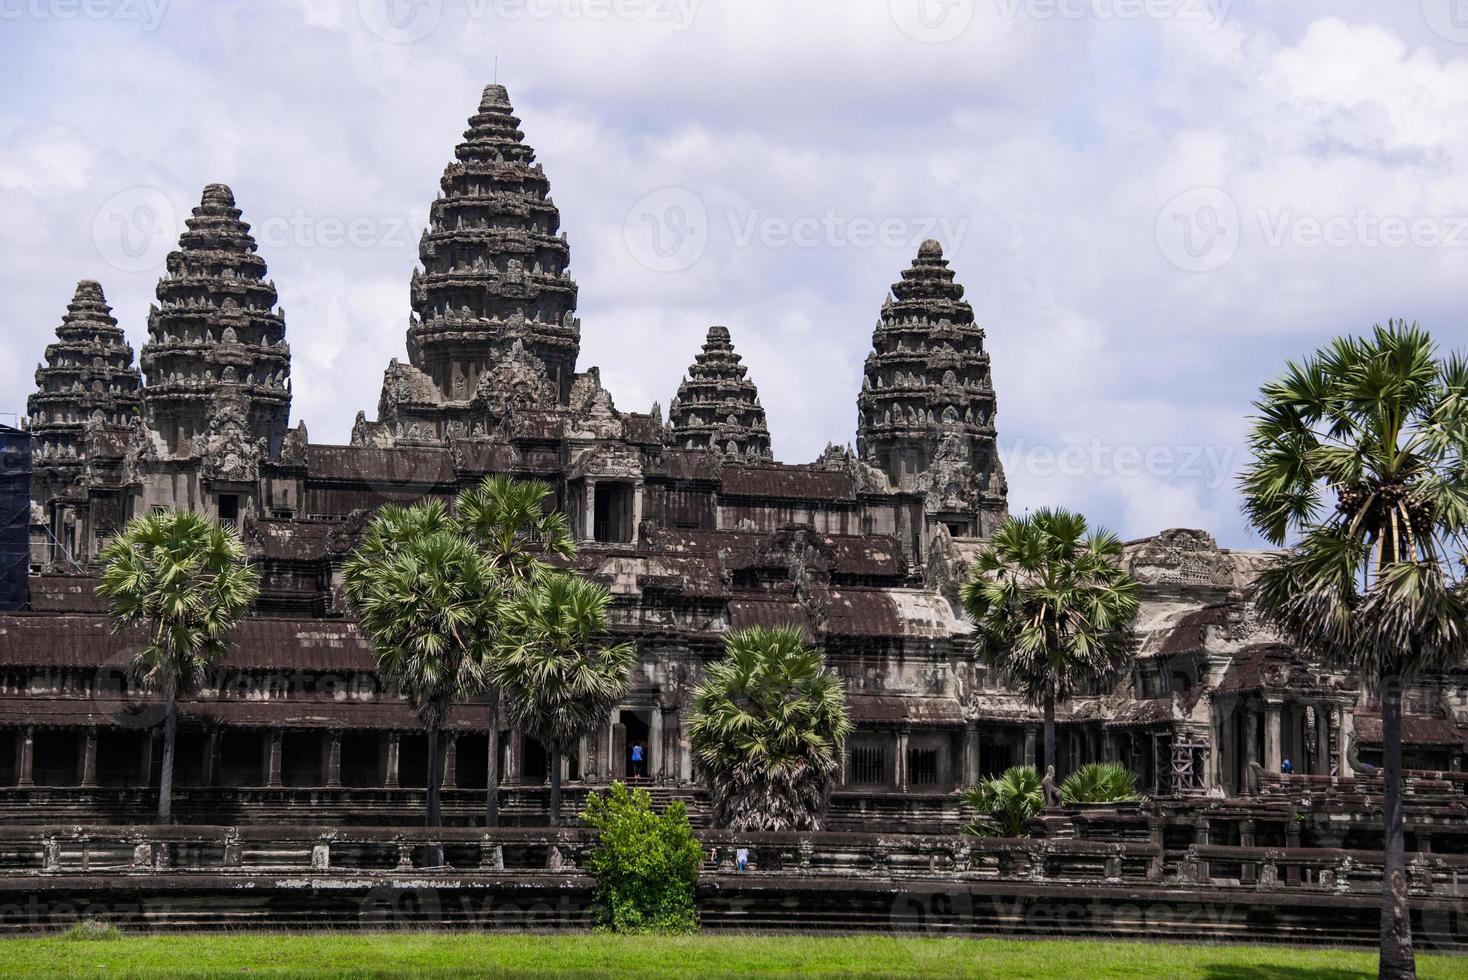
[1378,671,1416,979]
[548,745,562,827]
[1042,683,1057,775]
[157,694,177,823]
[426,720,442,828]
[486,696,500,829]
[425,720,444,868]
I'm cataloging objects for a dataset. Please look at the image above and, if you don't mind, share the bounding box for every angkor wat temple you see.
[3,84,1464,831]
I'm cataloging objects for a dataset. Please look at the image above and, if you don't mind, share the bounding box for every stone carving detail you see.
[406,84,579,409]
[855,240,1006,529]
[666,326,773,462]
[472,340,558,423]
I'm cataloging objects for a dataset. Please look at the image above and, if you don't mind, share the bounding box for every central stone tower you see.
[856,240,1006,537]
[406,84,580,406]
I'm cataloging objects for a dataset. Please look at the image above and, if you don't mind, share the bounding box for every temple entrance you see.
[32,730,80,786]
[522,736,548,784]
[619,709,650,780]
[979,743,1012,781]
[594,483,634,544]
[339,731,382,787]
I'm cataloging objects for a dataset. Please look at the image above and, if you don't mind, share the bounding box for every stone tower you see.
[27,280,143,491]
[139,184,291,457]
[667,326,773,462]
[856,240,1006,536]
[406,84,579,406]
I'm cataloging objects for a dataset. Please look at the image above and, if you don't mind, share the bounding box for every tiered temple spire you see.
[139,184,291,456]
[667,326,772,461]
[27,280,142,482]
[406,84,579,405]
[856,240,1005,530]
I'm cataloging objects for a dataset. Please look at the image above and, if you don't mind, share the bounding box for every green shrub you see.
[1060,761,1144,804]
[582,780,703,934]
[959,766,1043,838]
[62,919,121,941]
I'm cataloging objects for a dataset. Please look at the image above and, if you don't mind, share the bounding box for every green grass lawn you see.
[0,932,1462,979]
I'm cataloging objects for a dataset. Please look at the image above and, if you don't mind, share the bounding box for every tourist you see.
[630,742,645,779]
[1281,758,1292,774]
[736,847,749,873]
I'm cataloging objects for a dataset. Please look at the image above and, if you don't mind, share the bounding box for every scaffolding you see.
[0,424,30,611]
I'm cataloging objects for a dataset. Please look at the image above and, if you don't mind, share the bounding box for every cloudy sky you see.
[3,0,1467,548]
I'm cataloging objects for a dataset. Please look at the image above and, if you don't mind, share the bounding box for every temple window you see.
[593,482,634,544]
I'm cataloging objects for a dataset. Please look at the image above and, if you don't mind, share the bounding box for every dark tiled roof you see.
[1355,713,1465,747]
[727,599,812,636]
[720,465,854,501]
[847,694,963,727]
[1150,605,1227,657]
[307,444,455,485]
[0,616,378,671]
[27,575,108,613]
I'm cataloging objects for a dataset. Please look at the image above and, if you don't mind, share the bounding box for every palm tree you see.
[960,509,1140,779]
[687,626,852,832]
[1239,322,1468,979]
[490,572,635,825]
[97,511,259,822]
[959,766,1043,838]
[342,501,497,843]
[1059,761,1143,804]
[454,475,576,826]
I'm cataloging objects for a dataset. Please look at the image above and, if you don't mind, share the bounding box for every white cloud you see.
[4,3,1468,546]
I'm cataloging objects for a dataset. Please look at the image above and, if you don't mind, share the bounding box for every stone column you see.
[506,731,522,784]
[16,727,34,788]
[583,481,596,541]
[1336,704,1355,777]
[896,729,910,792]
[80,728,98,789]
[267,730,283,788]
[1244,705,1258,771]
[611,722,627,780]
[963,721,981,787]
[1264,700,1283,774]
[649,709,664,784]
[202,730,220,787]
[442,734,458,790]
[1023,725,1037,769]
[1315,705,1331,776]
[660,707,680,783]
[326,732,342,788]
[384,733,401,789]
[631,483,645,546]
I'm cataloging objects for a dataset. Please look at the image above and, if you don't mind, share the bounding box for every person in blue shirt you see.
[1281,758,1292,774]
[630,742,645,779]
